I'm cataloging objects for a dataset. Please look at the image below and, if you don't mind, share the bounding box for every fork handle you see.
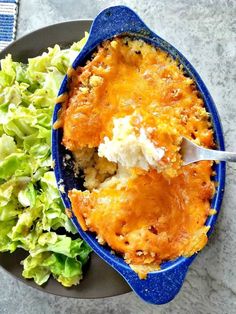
[199,147,236,162]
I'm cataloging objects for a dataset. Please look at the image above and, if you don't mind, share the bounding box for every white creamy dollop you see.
[98,116,164,170]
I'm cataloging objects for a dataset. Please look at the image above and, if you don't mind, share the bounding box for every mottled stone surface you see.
[1,0,236,313]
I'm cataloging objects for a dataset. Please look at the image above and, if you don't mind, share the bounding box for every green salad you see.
[0,33,92,287]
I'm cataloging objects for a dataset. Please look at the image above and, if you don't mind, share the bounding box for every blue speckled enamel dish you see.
[52,6,225,304]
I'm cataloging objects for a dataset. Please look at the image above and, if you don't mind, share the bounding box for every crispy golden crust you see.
[69,162,214,277]
[63,37,215,278]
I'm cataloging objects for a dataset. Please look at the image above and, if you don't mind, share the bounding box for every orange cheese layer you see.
[60,37,214,173]
[60,37,215,277]
[69,162,214,271]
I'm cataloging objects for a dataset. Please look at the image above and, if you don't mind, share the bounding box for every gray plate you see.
[0,20,130,299]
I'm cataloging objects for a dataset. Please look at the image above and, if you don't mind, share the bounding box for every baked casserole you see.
[56,37,215,279]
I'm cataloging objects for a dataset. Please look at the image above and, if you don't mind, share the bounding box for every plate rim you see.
[0,19,93,57]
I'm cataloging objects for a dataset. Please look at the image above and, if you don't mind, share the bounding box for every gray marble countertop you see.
[1,0,236,313]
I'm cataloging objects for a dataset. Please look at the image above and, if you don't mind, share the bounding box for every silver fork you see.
[181,137,236,165]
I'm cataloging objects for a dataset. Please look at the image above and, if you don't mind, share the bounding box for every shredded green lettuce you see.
[0,32,92,287]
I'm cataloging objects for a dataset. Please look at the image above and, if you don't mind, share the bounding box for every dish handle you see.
[72,5,155,69]
[114,259,191,305]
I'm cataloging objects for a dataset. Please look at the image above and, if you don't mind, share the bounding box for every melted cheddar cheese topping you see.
[59,37,215,278]
[69,162,213,278]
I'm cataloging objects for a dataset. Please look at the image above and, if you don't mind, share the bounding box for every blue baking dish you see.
[52,5,225,304]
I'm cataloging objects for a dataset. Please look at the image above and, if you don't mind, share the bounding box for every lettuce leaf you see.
[22,252,84,287]
[22,235,91,286]
[0,55,16,87]
[0,34,91,287]
[0,220,18,252]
